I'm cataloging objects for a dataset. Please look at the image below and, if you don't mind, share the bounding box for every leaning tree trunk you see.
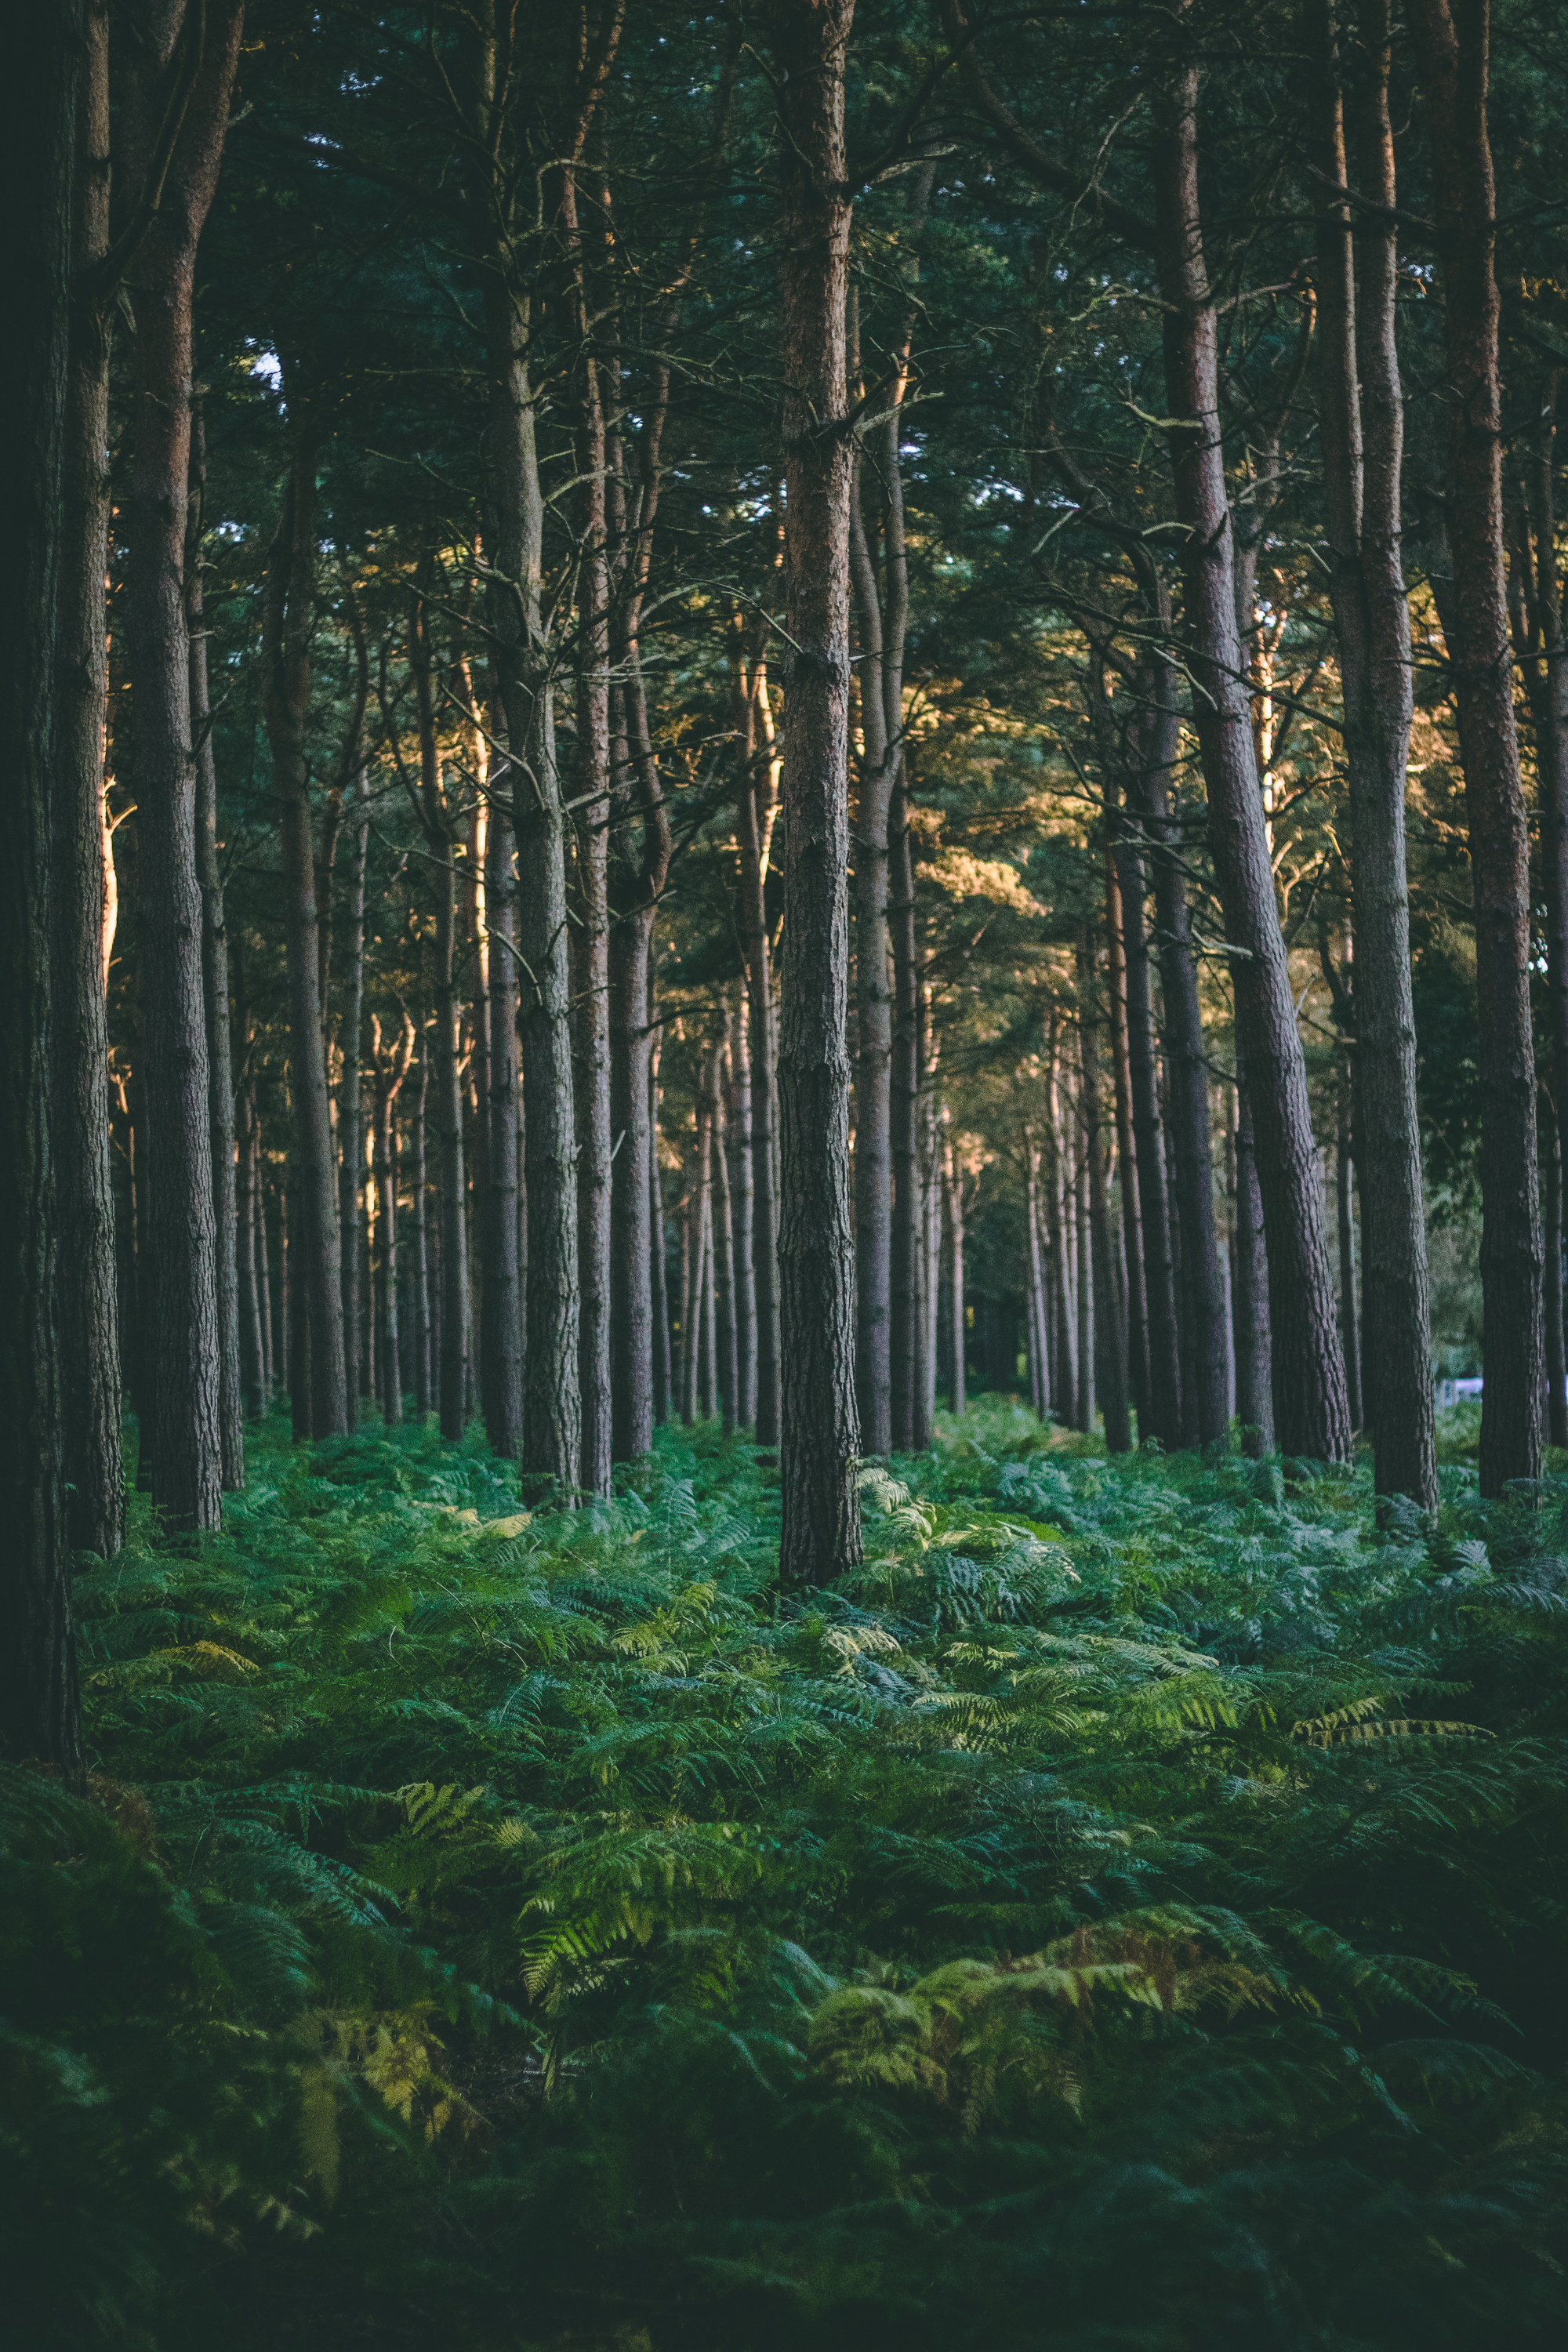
[263,402,347,1440]
[1152,51,1349,1463]
[1312,0,1435,1504]
[54,0,123,1559]
[1,0,82,1766]
[188,405,243,1487]
[119,2,245,1532]
[771,0,862,1588]
[1408,0,1542,1493]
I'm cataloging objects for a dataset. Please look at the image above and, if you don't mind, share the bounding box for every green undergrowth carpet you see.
[5,1397,1567,2347]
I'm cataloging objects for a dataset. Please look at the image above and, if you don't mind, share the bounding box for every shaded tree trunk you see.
[338,785,369,1415]
[1336,1059,1363,1432]
[481,711,524,1458]
[188,405,243,1487]
[771,0,862,1586]
[727,994,757,1425]
[1,0,82,1766]
[1312,0,1435,1503]
[650,1025,672,1426]
[1544,1103,1567,1449]
[263,399,347,1440]
[413,1042,433,1417]
[1233,1065,1276,1454]
[1152,52,1348,1461]
[119,3,245,1531]
[237,1091,265,1417]
[889,778,921,1450]
[944,1123,967,1416]
[55,0,124,1559]
[1079,930,1131,1450]
[1105,863,1148,1437]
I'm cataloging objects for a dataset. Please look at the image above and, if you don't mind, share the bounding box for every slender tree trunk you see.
[571,380,613,1496]
[1544,1102,1567,1448]
[1,0,82,1766]
[481,717,524,1458]
[650,1029,672,1426]
[1116,789,1180,1446]
[119,5,245,1531]
[413,1044,433,1417]
[679,1131,697,1427]
[1074,1105,1094,1435]
[727,996,757,1425]
[1105,866,1148,1438]
[338,786,368,1414]
[889,779,922,1450]
[1079,931,1131,1450]
[1047,1051,1076,1421]
[849,451,895,1457]
[237,1093,265,1417]
[286,1175,309,1439]
[256,1143,276,1400]
[410,592,470,1443]
[1153,48,1348,1463]
[1233,1065,1276,1454]
[1336,1061,1363,1431]
[1025,1134,1049,1418]
[944,1127,967,1416]
[1312,0,1435,1503]
[771,0,862,1584]
[263,405,347,1440]
[709,1047,739,1434]
[736,672,782,1447]
[55,0,124,1559]
[188,405,242,1487]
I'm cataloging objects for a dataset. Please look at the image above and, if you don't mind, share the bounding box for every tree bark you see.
[649,1024,672,1427]
[1406,0,1542,1492]
[1312,0,1436,1503]
[1336,1058,1363,1431]
[481,706,524,1459]
[727,994,757,1425]
[1152,49,1348,1462]
[1232,1065,1276,1455]
[735,641,782,1448]
[1105,863,1148,1437]
[771,0,862,1587]
[188,403,243,1487]
[1,0,82,1767]
[889,777,922,1450]
[1078,931,1131,1450]
[236,1091,266,1417]
[1544,1102,1567,1448]
[262,401,347,1440]
[338,782,369,1414]
[119,2,245,1530]
[55,0,124,1559]
[944,1122,967,1417]
[412,1042,433,1417]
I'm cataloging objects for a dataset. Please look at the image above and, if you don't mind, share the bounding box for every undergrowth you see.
[5,1397,1568,2347]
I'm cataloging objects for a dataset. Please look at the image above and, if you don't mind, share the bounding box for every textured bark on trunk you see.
[1312,0,1434,1503]
[1232,1066,1276,1455]
[1407,0,1542,1493]
[372,1017,413,1423]
[410,590,471,1443]
[771,0,862,1587]
[848,463,894,1457]
[1117,789,1180,1448]
[1047,1048,1076,1420]
[735,652,782,1447]
[1105,865,1148,1437]
[338,785,369,1413]
[944,1127,967,1416]
[188,406,242,1487]
[120,4,244,1531]
[2,0,81,1767]
[650,1073,672,1427]
[263,405,347,1440]
[56,0,124,1559]
[1078,932,1131,1450]
[889,779,921,1449]
[727,996,757,1425]
[1152,54,1348,1462]
[1336,1062,1362,1431]
[412,1044,433,1416]
[709,1048,739,1434]
[1544,1106,1567,1449]
[481,717,524,1459]
[237,1092,265,1417]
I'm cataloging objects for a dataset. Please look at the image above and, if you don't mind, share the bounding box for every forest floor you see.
[6,1397,1568,2350]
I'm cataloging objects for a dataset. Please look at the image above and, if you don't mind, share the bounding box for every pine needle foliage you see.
[5,1400,1568,2346]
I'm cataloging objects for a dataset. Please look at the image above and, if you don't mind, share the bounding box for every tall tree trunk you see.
[1079,931,1131,1450]
[412,1043,433,1417]
[1233,1065,1276,1455]
[410,587,470,1443]
[889,779,921,1450]
[944,1123,967,1416]
[1074,1102,1094,1434]
[1336,1059,1363,1431]
[1407,0,1542,1493]
[727,994,757,1425]
[119,3,245,1531]
[771,0,862,1587]
[1115,776,1181,1447]
[709,1045,739,1435]
[236,1091,265,1417]
[1,0,81,1766]
[849,459,894,1457]
[481,709,524,1458]
[650,1069,672,1427]
[1105,863,1148,1437]
[188,404,243,1487]
[1544,1102,1567,1448]
[55,0,124,1559]
[1152,49,1348,1462]
[338,785,369,1414]
[263,401,347,1440]
[372,1017,412,1424]
[1312,0,1435,1504]
[735,648,782,1447]
[1047,1047,1076,1421]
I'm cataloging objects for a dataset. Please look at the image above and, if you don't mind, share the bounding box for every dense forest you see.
[6,1,1568,2343]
